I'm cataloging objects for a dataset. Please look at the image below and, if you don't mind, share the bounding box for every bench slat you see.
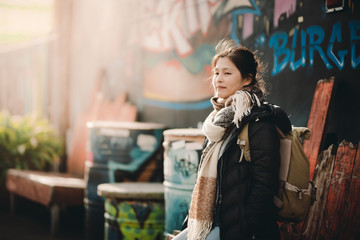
[6,169,85,206]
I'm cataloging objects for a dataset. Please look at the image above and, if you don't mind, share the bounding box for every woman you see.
[173,38,291,240]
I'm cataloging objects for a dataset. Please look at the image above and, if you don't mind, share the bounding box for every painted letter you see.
[159,1,192,57]
[349,20,360,69]
[269,32,290,75]
[327,21,348,70]
[307,26,332,69]
[290,28,306,71]
[185,0,199,36]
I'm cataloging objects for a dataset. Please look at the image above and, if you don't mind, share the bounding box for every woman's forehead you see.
[214,57,236,69]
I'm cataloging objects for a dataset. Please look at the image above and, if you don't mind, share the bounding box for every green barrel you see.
[85,121,166,240]
[162,128,205,235]
[98,182,165,240]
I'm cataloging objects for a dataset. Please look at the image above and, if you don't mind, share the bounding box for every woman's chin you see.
[217,93,230,99]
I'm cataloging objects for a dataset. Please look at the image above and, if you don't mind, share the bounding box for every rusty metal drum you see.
[162,128,205,235]
[97,182,165,240]
[85,121,166,240]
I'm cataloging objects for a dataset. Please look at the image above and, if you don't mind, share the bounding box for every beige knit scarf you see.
[187,90,260,240]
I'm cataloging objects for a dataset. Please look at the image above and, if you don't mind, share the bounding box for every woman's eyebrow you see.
[214,67,233,70]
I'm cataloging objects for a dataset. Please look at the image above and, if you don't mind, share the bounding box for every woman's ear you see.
[243,75,253,87]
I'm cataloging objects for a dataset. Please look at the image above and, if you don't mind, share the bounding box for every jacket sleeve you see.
[243,120,280,233]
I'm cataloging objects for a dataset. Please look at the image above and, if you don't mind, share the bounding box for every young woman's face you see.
[212,57,250,99]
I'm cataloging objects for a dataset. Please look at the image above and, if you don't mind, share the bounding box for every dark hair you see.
[212,38,267,99]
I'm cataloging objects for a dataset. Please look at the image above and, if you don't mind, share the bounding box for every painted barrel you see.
[163,128,205,235]
[85,121,166,240]
[97,182,165,240]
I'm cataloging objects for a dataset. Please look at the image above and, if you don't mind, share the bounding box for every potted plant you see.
[0,111,64,185]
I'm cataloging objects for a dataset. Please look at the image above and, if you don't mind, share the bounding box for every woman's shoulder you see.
[248,118,276,139]
[248,102,291,134]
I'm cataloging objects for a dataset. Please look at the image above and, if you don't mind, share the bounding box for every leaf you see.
[0,111,64,172]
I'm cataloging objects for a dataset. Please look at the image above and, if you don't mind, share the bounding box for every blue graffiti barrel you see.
[97,182,165,240]
[162,128,205,235]
[85,121,166,240]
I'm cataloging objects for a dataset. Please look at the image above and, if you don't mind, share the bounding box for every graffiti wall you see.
[68,0,359,146]
[117,0,359,143]
[249,0,360,143]
[120,0,231,128]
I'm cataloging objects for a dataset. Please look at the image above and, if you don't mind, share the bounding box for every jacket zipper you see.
[215,126,241,238]
[216,127,239,211]
[216,156,224,234]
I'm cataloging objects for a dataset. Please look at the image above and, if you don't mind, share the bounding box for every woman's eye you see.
[214,72,219,75]
[225,72,231,75]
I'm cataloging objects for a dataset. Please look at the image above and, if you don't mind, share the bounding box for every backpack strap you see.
[237,123,251,162]
[237,122,283,163]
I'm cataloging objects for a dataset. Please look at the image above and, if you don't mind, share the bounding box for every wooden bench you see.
[6,169,85,236]
[5,81,137,236]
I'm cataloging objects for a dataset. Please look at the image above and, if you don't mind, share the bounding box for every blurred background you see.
[1,0,359,153]
[0,0,359,239]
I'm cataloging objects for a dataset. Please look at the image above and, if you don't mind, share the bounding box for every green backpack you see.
[237,123,316,223]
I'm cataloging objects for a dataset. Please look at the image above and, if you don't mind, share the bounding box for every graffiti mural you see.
[132,0,258,58]
[173,151,199,178]
[165,145,202,185]
[84,122,165,238]
[230,0,360,142]
[127,0,262,116]
[120,0,360,140]
[269,20,360,75]
[104,199,165,240]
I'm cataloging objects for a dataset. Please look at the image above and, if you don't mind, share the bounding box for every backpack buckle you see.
[297,190,303,200]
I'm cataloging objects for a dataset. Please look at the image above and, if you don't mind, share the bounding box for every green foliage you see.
[0,111,63,183]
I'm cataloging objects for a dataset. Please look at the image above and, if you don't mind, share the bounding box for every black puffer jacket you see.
[215,103,291,240]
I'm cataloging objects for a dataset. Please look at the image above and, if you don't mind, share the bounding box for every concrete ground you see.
[0,196,85,240]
